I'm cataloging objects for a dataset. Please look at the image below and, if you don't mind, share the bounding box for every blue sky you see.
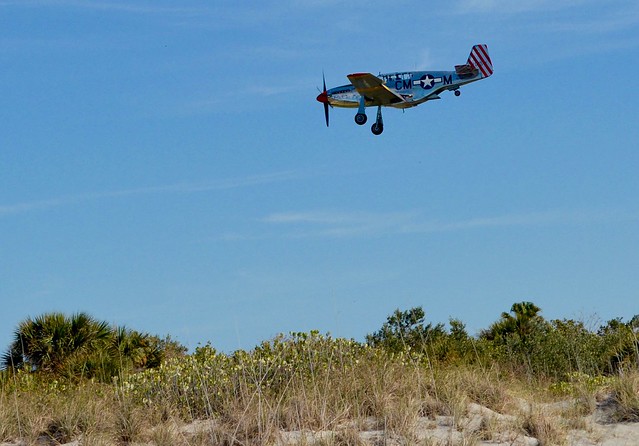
[1,0,638,353]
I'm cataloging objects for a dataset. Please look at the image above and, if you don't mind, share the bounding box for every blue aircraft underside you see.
[327,70,481,109]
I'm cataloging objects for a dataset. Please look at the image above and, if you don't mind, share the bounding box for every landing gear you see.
[371,106,383,135]
[454,89,461,97]
[353,103,384,135]
[354,113,367,125]
[354,96,368,125]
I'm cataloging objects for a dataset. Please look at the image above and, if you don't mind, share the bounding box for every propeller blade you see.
[315,72,330,127]
[323,73,329,127]
[324,102,329,127]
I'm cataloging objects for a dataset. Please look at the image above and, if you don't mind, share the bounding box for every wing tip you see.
[347,72,370,79]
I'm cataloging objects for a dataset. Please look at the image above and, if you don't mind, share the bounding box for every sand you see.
[3,395,639,445]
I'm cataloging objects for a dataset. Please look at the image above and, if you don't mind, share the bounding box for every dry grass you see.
[1,342,637,446]
[0,381,118,444]
[608,370,639,422]
[519,408,565,446]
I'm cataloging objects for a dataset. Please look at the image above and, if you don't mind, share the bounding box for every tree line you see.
[367,302,639,379]
[2,302,639,382]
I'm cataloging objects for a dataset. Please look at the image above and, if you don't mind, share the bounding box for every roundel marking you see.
[414,74,443,90]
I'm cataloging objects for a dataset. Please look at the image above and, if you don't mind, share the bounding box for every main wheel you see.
[354,113,367,125]
[371,123,383,135]
[454,90,461,97]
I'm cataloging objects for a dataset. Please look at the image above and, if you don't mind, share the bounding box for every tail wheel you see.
[355,113,367,125]
[371,123,383,135]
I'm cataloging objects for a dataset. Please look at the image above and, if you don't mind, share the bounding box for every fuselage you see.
[326,69,483,109]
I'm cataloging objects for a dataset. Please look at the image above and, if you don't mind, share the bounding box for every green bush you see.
[2,312,186,382]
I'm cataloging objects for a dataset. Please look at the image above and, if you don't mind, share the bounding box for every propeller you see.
[316,72,329,127]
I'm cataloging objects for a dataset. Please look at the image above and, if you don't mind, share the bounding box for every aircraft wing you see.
[347,73,406,105]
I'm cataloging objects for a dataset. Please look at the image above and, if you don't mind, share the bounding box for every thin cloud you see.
[540,9,639,34]
[173,77,312,116]
[0,0,203,14]
[262,211,416,238]
[245,81,311,98]
[0,171,303,217]
[0,197,79,216]
[259,208,637,239]
[455,0,594,14]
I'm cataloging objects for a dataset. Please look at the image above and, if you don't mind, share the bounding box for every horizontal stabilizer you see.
[455,64,478,78]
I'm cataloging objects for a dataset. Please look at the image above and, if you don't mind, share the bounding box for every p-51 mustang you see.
[316,44,493,135]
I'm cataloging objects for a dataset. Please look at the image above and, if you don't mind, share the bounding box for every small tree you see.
[479,302,549,377]
[598,316,639,373]
[366,307,445,353]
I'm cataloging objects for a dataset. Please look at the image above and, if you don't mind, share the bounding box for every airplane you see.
[316,44,493,135]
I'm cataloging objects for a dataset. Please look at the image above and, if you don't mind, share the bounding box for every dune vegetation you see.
[1,303,638,445]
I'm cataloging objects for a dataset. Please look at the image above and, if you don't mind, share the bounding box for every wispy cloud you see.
[174,78,314,116]
[540,8,639,34]
[0,171,302,217]
[455,0,594,14]
[414,49,435,71]
[245,79,313,98]
[0,197,78,216]
[262,210,419,238]
[0,0,203,14]
[258,208,638,239]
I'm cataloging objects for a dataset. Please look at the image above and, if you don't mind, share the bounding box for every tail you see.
[467,44,493,78]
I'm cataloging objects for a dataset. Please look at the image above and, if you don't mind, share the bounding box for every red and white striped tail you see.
[467,44,493,78]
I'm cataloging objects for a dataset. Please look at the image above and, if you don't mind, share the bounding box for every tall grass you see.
[1,327,637,445]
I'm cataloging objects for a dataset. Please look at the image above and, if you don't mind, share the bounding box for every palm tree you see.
[2,312,111,375]
[3,312,185,380]
[110,326,163,370]
[481,301,544,342]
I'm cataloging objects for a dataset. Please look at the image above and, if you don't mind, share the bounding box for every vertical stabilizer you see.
[467,44,493,78]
